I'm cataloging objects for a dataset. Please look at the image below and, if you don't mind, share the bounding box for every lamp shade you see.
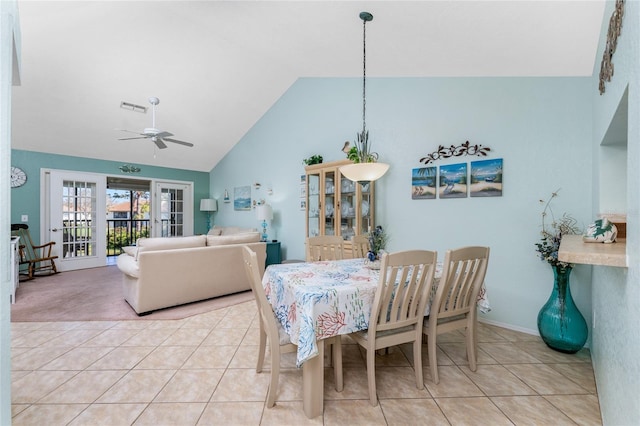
[256,204,273,221]
[340,162,390,183]
[200,198,218,212]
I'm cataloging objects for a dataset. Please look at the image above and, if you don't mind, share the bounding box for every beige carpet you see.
[10,265,254,322]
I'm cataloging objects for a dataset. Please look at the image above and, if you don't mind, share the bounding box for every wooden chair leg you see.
[256,327,267,373]
[467,322,478,372]
[413,339,424,389]
[267,344,279,408]
[428,333,439,384]
[367,346,377,406]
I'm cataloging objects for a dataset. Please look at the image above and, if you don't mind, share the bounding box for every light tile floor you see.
[11,301,602,425]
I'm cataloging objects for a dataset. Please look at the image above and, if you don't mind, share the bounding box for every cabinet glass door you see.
[339,175,357,241]
[359,181,374,236]
[307,173,320,237]
[324,170,336,237]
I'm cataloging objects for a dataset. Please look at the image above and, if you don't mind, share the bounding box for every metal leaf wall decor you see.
[599,0,625,95]
[419,140,491,165]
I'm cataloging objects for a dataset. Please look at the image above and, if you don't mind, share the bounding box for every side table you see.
[266,241,282,267]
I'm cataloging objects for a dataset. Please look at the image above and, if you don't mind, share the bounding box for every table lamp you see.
[256,203,273,242]
[200,198,218,232]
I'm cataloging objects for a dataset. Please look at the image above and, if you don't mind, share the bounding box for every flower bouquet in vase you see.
[365,226,388,270]
[534,189,587,353]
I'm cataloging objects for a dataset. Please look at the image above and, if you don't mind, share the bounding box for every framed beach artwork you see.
[470,158,503,197]
[439,163,468,199]
[411,167,436,199]
[234,185,252,211]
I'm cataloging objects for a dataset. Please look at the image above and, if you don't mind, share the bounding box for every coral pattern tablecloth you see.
[262,258,490,367]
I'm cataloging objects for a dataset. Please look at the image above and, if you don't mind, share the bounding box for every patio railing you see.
[106,219,151,256]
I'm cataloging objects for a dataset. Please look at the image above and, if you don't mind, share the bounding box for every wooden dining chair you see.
[351,235,370,258]
[10,224,58,279]
[350,250,437,406]
[306,235,345,261]
[422,246,490,384]
[242,247,343,407]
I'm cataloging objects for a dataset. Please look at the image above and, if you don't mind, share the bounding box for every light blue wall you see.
[11,149,211,241]
[590,1,640,424]
[211,76,594,336]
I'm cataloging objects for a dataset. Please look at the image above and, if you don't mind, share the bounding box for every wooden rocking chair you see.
[10,224,58,279]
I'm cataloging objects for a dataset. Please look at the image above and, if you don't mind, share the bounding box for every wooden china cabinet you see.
[305,159,375,256]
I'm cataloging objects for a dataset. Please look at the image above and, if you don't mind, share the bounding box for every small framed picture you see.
[470,158,503,197]
[234,185,252,211]
[300,199,307,210]
[412,167,436,199]
[439,163,468,199]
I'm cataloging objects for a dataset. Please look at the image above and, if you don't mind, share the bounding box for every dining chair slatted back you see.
[242,247,343,407]
[306,235,345,262]
[10,224,58,279]
[242,246,297,407]
[423,246,490,384]
[351,235,370,258]
[350,249,437,406]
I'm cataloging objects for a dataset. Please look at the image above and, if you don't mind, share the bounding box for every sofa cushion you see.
[136,235,207,259]
[206,232,261,246]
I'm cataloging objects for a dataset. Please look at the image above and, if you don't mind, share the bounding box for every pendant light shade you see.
[339,11,389,184]
[340,162,390,184]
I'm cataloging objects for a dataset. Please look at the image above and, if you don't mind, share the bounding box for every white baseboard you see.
[479,318,591,349]
[479,318,539,336]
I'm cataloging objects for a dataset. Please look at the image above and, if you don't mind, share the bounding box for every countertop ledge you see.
[558,235,627,268]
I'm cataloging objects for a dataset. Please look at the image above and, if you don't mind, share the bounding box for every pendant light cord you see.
[362,18,367,135]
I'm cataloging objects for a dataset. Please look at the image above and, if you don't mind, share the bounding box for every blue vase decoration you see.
[537,265,588,353]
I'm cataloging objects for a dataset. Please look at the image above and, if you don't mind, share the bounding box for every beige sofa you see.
[116,228,266,315]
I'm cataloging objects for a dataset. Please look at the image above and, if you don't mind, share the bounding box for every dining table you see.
[261,257,490,418]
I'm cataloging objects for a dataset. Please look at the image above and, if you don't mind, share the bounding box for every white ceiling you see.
[11,1,605,172]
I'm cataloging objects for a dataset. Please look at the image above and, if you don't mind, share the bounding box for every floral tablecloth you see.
[262,258,490,367]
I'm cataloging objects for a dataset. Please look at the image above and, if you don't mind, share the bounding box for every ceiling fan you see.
[117,97,194,149]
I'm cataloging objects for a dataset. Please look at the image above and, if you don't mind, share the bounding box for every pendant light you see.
[340,11,390,184]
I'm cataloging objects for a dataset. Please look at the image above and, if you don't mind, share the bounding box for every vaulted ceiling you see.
[11,1,605,172]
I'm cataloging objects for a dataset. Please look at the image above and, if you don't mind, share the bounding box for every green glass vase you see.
[537,265,588,353]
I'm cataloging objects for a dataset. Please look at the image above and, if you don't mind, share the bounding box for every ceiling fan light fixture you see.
[120,101,147,113]
[116,97,194,149]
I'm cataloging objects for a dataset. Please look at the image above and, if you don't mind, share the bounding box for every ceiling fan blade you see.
[163,137,194,147]
[118,136,149,140]
[155,131,173,139]
[154,138,168,149]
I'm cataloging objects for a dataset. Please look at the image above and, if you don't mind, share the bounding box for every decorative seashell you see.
[583,218,618,244]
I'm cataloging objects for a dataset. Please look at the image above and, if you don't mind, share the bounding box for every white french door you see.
[48,170,107,271]
[153,181,193,237]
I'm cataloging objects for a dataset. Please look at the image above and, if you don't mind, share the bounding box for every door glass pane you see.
[160,187,185,237]
[62,180,97,258]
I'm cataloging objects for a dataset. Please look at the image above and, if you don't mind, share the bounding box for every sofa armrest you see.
[116,253,140,278]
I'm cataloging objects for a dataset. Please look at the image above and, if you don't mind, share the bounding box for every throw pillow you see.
[208,227,223,236]
[206,232,261,246]
[122,246,136,257]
